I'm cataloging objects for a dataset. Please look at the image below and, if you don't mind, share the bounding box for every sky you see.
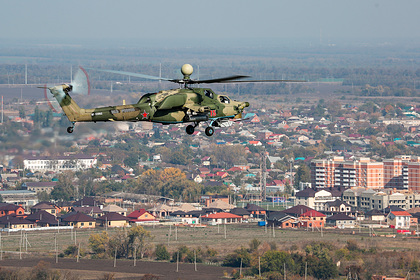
[1,0,420,47]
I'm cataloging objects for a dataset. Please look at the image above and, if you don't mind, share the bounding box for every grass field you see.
[0,223,418,261]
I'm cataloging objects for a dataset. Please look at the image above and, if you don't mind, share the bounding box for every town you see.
[0,46,419,279]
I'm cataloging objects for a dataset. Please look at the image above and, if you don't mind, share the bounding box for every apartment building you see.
[311,155,420,191]
[311,157,383,189]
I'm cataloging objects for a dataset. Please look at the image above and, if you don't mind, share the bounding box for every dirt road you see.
[0,257,233,280]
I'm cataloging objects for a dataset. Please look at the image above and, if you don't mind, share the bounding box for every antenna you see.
[25,64,27,85]
[1,96,3,124]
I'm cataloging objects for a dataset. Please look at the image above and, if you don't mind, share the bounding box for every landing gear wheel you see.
[186,125,195,135]
[67,127,74,133]
[205,126,214,136]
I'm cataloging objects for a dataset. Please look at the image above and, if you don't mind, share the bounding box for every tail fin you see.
[48,85,83,122]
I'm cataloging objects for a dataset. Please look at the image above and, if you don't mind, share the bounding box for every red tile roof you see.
[201,213,242,219]
[127,209,148,218]
[301,210,326,218]
[390,211,412,217]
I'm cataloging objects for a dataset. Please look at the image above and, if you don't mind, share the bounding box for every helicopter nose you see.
[238,102,249,111]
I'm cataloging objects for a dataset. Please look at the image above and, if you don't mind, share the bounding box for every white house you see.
[386,211,411,229]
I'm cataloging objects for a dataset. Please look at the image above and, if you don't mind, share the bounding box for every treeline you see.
[0,59,418,96]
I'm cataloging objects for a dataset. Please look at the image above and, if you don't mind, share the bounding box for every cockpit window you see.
[219,95,230,104]
[204,90,214,99]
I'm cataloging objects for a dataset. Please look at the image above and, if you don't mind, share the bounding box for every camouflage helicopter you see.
[44,64,301,136]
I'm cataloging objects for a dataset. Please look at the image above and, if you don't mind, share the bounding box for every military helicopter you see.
[44,64,302,136]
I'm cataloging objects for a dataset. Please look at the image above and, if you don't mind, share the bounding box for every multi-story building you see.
[311,155,420,191]
[23,154,97,172]
[342,188,420,211]
[311,157,383,189]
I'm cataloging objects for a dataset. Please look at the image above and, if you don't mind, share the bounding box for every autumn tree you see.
[89,231,110,259]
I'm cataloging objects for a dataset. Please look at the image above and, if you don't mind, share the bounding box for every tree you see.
[18,106,25,119]
[155,244,170,261]
[51,171,75,201]
[89,231,110,259]
[294,163,311,188]
[126,225,153,259]
[222,247,251,267]
[260,250,295,276]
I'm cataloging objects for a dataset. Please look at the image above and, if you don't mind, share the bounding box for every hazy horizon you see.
[1,0,420,49]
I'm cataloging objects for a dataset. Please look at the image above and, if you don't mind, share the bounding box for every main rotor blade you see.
[188,75,250,84]
[220,79,307,83]
[85,68,172,81]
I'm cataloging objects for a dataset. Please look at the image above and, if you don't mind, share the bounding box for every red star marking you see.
[142,110,149,119]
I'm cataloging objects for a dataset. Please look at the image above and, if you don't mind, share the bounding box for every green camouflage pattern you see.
[49,85,249,126]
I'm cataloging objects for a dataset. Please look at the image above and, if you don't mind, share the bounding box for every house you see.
[326,213,356,228]
[245,204,266,218]
[127,209,157,224]
[0,203,26,218]
[323,200,353,216]
[200,212,243,225]
[282,205,314,218]
[73,197,102,208]
[168,210,200,225]
[25,210,59,227]
[61,212,96,228]
[22,182,57,194]
[147,204,173,218]
[371,276,406,280]
[0,215,34,230]
[267,212,297,228]
[230,208,251,220]
[72,206,103,218]
[31,202,60,216]
[298,209,326,228]
[365,209,386,222]
[207,199,235,211]
[295,189,338,211]
[249,141,263,146]
[200,195,230,208]
[386,211,411,229]
[102,204,127,216]
[96,212,130,228]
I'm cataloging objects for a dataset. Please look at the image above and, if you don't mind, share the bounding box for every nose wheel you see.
[205,126,214,136]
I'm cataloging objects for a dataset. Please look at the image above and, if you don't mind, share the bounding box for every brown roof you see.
[62,212,95,222]
[96,212,129,221]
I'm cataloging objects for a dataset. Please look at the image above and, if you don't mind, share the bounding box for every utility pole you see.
[260,150,267,201]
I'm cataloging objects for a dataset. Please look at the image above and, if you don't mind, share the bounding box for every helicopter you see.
[44,64,303,136]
